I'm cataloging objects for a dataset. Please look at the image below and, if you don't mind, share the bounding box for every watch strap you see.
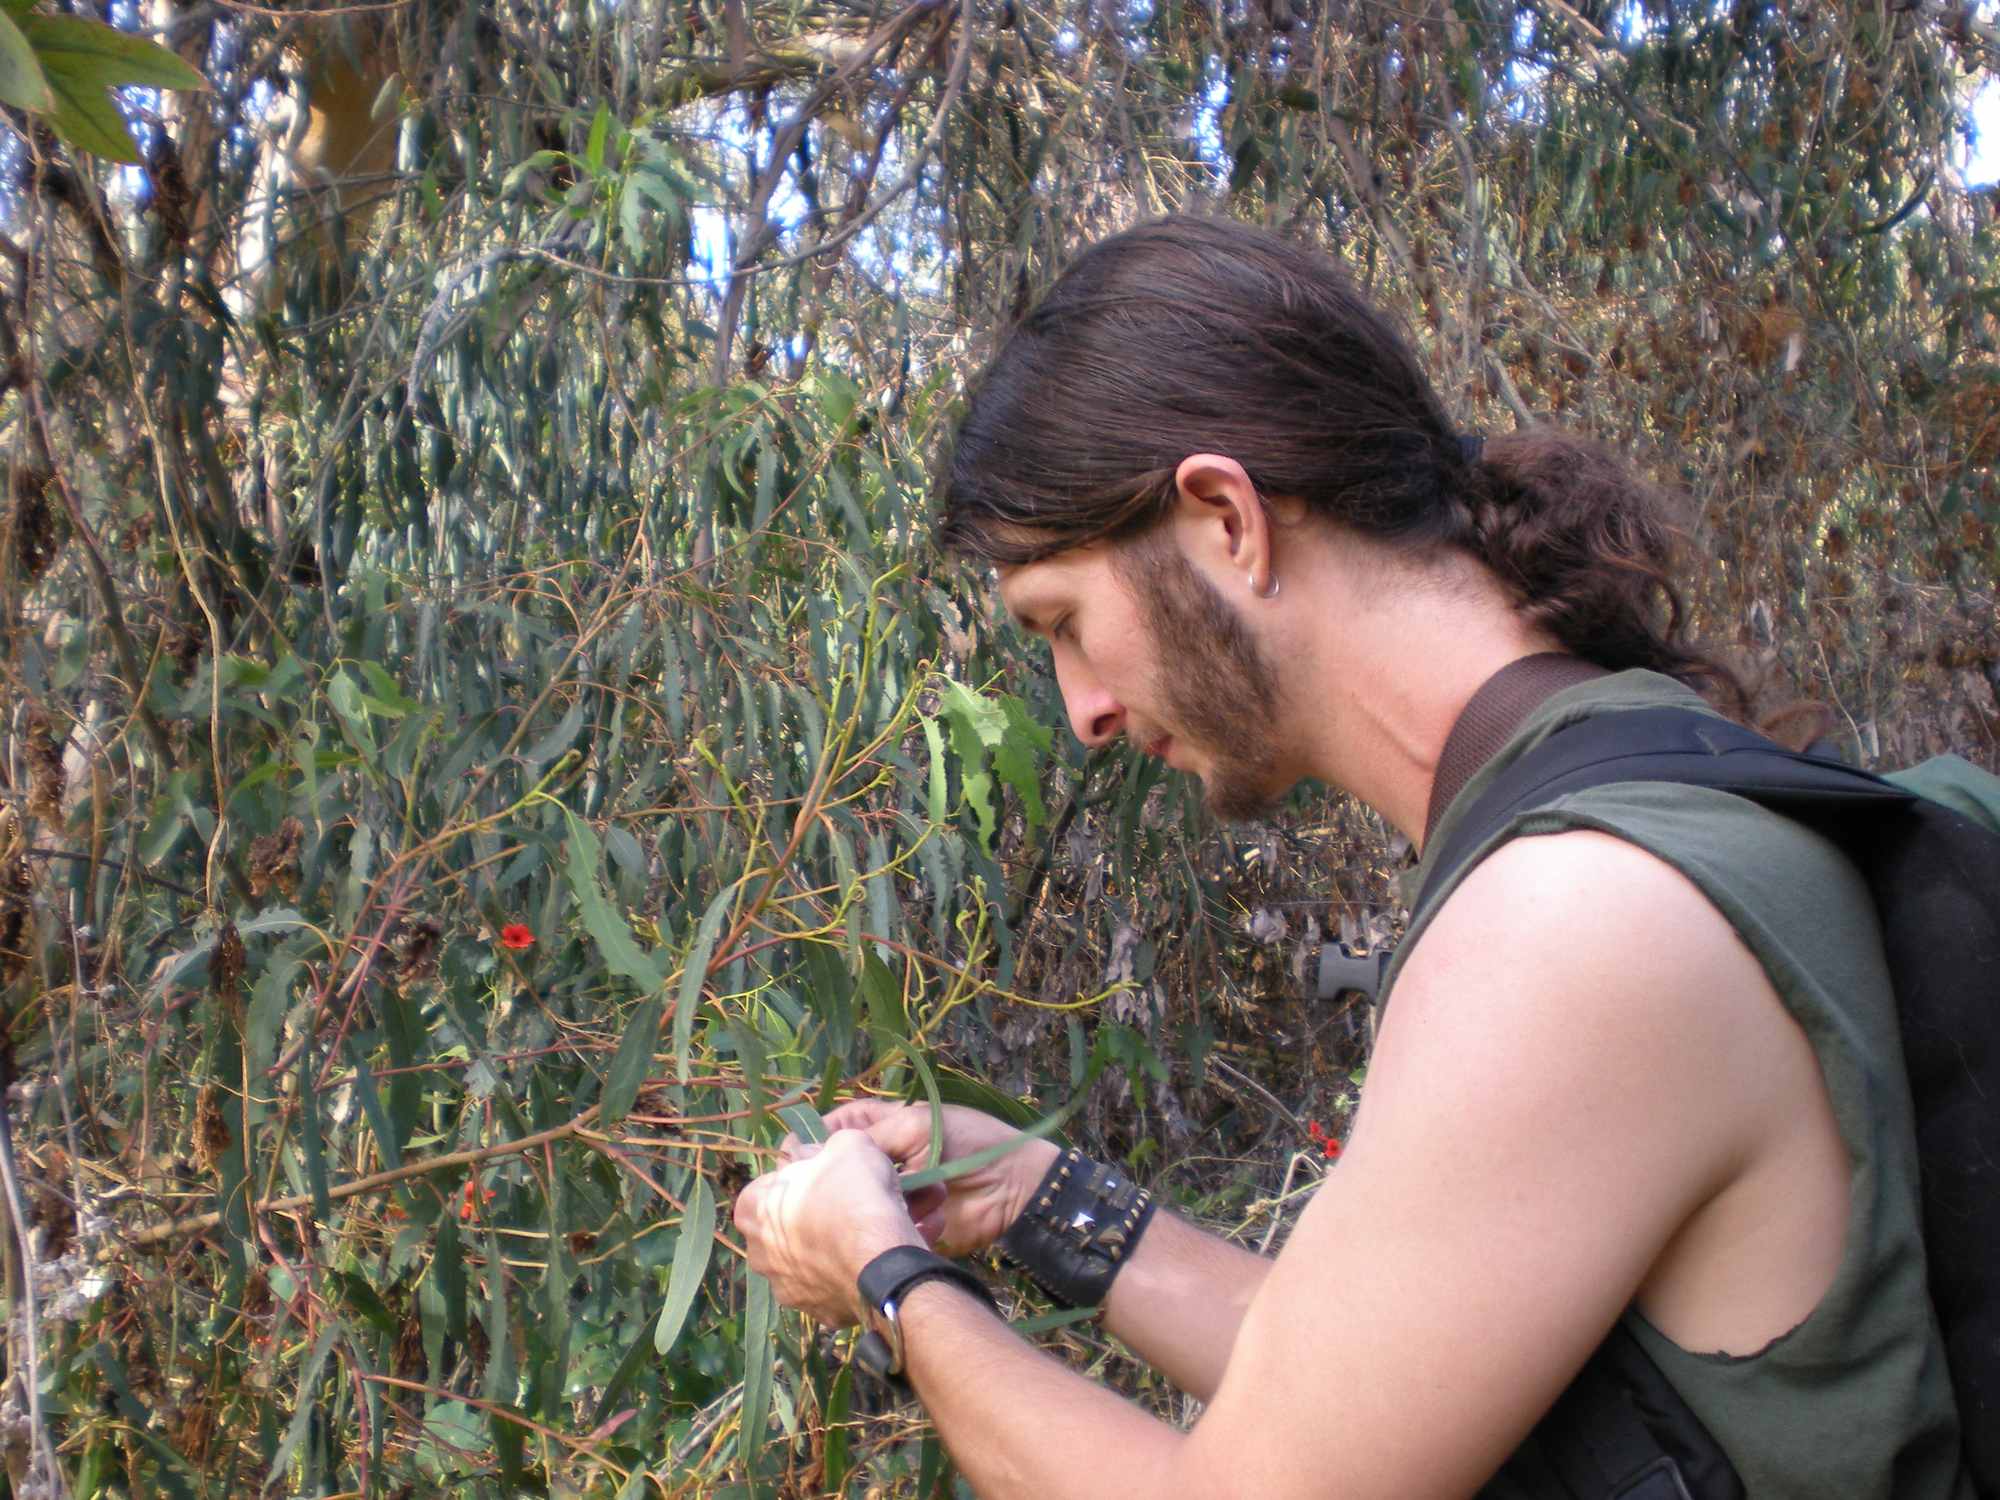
[857,1245,990,1315]
[853,1247,998,1391]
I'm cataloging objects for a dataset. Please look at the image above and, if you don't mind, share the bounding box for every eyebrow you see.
[994,587,1040,635]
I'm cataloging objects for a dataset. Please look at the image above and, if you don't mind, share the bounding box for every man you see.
[733,217,1967,1498]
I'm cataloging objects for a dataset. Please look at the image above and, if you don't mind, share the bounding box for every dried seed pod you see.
[193,1084,231,1174]
[22,706,64,827]
[212,921,246,1002]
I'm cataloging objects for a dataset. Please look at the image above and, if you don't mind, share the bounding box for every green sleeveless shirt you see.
[1384,670,1970,1500]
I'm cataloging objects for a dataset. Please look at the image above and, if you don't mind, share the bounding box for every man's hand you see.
[733,1131,926,1326]
[816,1100,1060,1258]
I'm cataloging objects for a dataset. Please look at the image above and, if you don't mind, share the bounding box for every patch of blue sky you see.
[1965,2,2000,187]
[687,95,812,302]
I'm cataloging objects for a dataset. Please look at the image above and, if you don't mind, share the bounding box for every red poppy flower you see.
[1304,1120,1342,1159]
[499,923,535,950]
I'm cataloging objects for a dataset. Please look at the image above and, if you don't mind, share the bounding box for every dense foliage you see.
[1,1,1995,1495]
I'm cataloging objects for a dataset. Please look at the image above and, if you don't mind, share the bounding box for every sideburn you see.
[1112,533,1286,822]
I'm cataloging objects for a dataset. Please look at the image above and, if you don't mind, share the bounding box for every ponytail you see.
[1462,428,1747,713]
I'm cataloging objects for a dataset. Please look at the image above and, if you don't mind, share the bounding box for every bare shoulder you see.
[1370,826,1809,1201]
[1399,826,1779,1041]
[1181,829,1813,1496]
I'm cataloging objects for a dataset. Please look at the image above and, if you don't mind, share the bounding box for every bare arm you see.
[743,830,1811,1498]
[1100,1206,1271,1400]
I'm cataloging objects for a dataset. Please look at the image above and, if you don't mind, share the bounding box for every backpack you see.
[1323,705,2000,1498]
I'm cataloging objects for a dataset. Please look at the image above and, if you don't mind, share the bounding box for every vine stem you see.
[120,1105,600,1250]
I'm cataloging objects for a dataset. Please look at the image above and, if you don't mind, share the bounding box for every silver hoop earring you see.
[1251,572,1280,600]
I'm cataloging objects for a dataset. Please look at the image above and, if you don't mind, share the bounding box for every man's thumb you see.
[864,1106,937,1167]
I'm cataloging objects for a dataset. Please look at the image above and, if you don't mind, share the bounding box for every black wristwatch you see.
[853,1246,998,1390]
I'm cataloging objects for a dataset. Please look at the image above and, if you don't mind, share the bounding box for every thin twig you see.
[0,1112,67,1498]
[119,1107,601,1250]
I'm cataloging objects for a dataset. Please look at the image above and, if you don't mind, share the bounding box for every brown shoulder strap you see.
[1423,653,1610,847]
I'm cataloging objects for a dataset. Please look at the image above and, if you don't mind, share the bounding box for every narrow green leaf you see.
[740,1270,777,1488]
[245,936,308,1127]
[728,1009,769,1133]
[653,1173,715,1355]
[931,1066,1041,1129]
[884,1035,948,1181]
[586,101,611,173]
[599,995,661,1128]
[994,693,1052,829]
[674,881,736,1083]
[0,11,51,112]
[239,906,309,938]
[298,1047,332,1225]
[591,1322,658,1429]
[618,178,646,254]
[753,438,778,529]
[866,833,895,951]
[898,1089,1084,1190]
[919,1432,949,1499]
[434,1213,467,1344]
[1010,1304,1099,1336]
[342,1046,402,1173]
[483,1225,525,1484]
[823,1362,854,1492]
[563,810,666,991]
[856,953,907,1039]
[525,699,585,768]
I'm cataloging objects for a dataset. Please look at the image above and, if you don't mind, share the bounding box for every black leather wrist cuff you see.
[997,1148,1157,1309]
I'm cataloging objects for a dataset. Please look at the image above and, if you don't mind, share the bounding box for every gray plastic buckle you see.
[1317,942,1389,1002]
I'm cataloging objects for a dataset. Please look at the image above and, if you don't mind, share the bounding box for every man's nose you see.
[1055,657,1125,748]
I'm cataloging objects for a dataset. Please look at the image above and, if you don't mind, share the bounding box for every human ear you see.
[1171,453,1274,595]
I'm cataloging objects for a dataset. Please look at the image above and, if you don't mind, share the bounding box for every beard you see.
[1113,533,1287,822]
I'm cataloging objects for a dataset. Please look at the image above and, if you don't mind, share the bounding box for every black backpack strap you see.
[1478,1324,1744,1500]
[1415,707,1915,919]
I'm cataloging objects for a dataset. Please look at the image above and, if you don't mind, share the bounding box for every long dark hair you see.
[935,215,1740,703]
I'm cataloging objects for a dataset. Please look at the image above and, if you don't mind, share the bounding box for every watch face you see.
[866,1299,906,1377]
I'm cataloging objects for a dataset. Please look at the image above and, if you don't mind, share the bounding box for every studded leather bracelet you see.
[997,1147,1157,1309]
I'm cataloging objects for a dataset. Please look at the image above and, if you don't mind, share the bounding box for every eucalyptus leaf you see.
[653,1173,715,1357]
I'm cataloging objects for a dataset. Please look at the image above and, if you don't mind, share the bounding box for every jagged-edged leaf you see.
[993,692,1052,829]
[922,713,949,825]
